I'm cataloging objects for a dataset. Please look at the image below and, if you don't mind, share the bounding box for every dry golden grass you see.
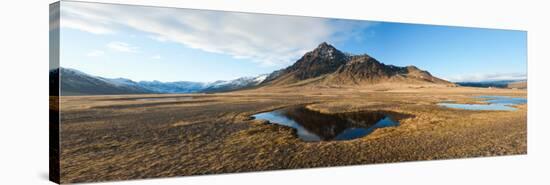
[57,86,526,183]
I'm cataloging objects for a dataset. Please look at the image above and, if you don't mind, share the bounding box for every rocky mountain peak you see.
[315,42,335,51]
[309,42,344,60]
[261,42,454,87]
[276,42,349,80]
[406,65,420,71]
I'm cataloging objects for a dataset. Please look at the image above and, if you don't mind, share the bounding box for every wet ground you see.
[56,87,527,183]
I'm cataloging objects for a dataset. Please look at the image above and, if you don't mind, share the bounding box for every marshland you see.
[56,86,526,183]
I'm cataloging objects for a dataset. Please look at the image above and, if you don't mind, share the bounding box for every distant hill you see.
[261,42,454,87]
[137,81,207,94]
[53,68,154,95]
[507,81,527,89]
[456,80,527,89]
[201,75,267,93]
[50,68,268,96]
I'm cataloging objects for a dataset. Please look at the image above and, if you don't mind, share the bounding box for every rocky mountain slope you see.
[53,68,153,96]
[50,68,267,95]
[261,42,454,87]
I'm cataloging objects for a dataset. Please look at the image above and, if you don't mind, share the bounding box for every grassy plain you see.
[56,86,527,183]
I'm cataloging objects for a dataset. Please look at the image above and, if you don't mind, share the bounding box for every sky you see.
[55,1,527,83]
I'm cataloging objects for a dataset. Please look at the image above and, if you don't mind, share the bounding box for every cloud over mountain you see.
[61,1,372,66]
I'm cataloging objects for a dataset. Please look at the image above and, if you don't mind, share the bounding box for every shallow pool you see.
[252,106,400,142]
[438,95,526,111]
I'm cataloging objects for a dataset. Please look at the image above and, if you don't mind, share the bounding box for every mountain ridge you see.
[456,80,527,89]
[51,67,268,95]
[52,68,154,95]
[260,42,454,87]
[52,42,459,95]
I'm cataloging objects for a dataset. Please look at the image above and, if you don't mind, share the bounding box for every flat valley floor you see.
[55,86,527,183]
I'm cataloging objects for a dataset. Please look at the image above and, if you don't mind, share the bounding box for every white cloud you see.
[149,35,168,42]
[62,17,114,34]
[151,55,161,60]
[60,4,114,34]
[61,2,372,66]
[447,73,527,82]
[86,50,105,57]
[107,41,138,53]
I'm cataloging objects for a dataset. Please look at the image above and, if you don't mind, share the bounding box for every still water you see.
[438,95,526,111]
[133,97,193,101]
[252,106,399,142]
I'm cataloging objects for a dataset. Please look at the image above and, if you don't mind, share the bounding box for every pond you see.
[438,95,526,111]
[252,106,400,142]
[133,97,193,101]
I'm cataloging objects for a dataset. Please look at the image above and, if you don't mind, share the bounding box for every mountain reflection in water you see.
[253,106,401,142]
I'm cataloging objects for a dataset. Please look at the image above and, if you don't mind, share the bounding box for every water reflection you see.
[253,106,400,142]
[133,97,193,101]
[438,95,526,111]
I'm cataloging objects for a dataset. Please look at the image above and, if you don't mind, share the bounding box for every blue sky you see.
[57,1,526,82]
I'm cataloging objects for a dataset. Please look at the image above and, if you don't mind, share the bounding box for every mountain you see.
[456,80,527,89]
[55,68,154,95]
[138,81,206,93]
[51,68,268,95]
[268,42,351,84]
[201,74,268,93]
[507,80,527,89]
[52,42,455,95]
[261,42,454,87]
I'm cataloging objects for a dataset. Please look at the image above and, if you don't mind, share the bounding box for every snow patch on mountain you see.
[253,74,268,84]
[54,67,270,94]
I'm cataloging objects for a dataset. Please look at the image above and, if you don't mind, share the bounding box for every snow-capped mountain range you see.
[51,67,268,95]
[51,42,464,96]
